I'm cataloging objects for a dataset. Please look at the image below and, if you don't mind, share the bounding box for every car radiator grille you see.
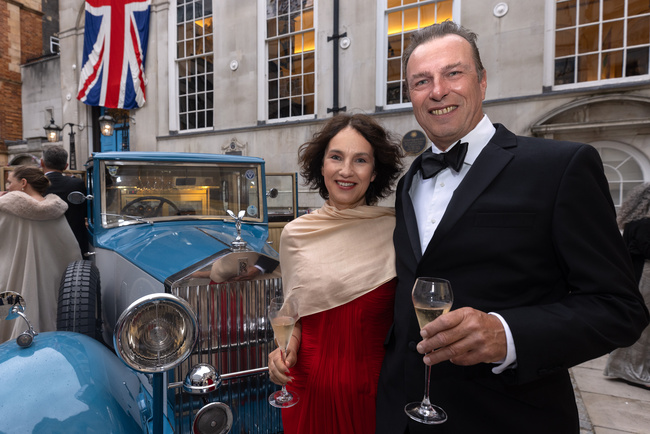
[171,278,284,433]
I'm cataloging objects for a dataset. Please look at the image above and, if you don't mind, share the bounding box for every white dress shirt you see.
[409,115,516,374]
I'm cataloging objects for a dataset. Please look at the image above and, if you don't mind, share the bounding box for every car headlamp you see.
[114,294,197,373]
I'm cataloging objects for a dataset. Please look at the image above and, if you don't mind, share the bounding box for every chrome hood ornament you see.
[227,209,248,251]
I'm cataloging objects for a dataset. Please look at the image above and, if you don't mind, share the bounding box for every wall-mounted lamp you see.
[98,115,115,137]
[43,118,83,170]
[99,113,135,151]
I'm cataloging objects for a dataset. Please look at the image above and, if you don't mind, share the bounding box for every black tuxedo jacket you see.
[46,171,88,255]
[376,124,649,434]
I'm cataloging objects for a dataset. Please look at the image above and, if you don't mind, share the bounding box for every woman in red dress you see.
[268,114,403,433]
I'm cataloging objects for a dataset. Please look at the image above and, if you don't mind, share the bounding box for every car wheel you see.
[57,260,103,342]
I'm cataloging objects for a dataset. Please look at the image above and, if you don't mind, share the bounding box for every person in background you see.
[0,166,81,342]
[41,145,88,255]
[376,20,649,434]
[603,183,650,389]
[268,113,403,434]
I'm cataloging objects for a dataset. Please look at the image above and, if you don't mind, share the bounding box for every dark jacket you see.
[377,124,649,434]
[46,171,88,255]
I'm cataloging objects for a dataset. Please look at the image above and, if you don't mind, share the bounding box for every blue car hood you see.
[0,332,142,433]
[94,221,275,282]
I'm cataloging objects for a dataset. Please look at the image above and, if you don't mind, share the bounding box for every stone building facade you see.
[19,0,650,209]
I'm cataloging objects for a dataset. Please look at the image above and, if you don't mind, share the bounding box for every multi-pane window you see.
[266,0,315,121]
[597,146,645,209]
[177,0,214,131]
[554,0,650,86]
[385,0,453,106]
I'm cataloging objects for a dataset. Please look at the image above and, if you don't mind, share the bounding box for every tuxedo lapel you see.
[425,125,517,254]
[398,153,426,263]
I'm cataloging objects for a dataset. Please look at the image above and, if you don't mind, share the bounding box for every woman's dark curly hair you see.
[298,113,403,205]
[11,165,50,195]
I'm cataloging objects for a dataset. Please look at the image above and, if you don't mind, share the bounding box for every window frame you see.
[169,0,215,134]
[544,0,650,91]
[376,0,460,110]
[593,140,650,210]
[50,36,60,54]
[258,0,317,124]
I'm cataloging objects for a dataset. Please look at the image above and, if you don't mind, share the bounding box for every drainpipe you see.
[327,0,346,114]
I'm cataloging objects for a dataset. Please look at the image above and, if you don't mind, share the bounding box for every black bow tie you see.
[419,141,468,179]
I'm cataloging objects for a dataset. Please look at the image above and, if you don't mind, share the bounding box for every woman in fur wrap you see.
[0,165,81,343]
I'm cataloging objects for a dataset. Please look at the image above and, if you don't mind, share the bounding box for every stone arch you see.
[531,95,650,208]
[8,153,41,166]
[531,94,650,138]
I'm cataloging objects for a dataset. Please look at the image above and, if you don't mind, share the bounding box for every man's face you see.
[406,34,487,151]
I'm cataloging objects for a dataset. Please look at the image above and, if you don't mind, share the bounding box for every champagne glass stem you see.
[280,347,289,397]
[420,364,435,413]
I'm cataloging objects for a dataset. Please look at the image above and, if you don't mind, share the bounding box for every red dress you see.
[281,280,396,434]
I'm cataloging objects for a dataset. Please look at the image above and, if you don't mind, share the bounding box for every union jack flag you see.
[77,0,151,109]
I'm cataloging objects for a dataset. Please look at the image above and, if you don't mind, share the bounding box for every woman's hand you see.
[268,320,302,385]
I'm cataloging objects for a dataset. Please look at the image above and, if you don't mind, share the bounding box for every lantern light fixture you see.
[99,115,115,137]
[43,118,83,170]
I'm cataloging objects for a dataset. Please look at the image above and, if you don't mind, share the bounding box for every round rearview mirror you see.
[0,291,25,321]
[267,187,279,199]
[67,191,92,204]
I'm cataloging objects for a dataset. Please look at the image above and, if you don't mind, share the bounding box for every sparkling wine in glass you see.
[268,296,300,408]
[404,277,453,424]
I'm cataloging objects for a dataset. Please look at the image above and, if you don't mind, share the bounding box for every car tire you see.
[57,260,103,342]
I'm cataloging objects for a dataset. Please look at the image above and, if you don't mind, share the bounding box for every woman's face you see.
[5,172,24,192]
[321,126,376,210]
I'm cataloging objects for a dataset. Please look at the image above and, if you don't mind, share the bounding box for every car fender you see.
[0,332,143,433]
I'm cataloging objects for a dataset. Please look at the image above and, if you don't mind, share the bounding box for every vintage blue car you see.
[0,152,295,433]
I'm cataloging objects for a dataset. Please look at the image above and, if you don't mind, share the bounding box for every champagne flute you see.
[268,296,300,408]
[404,277,454,424]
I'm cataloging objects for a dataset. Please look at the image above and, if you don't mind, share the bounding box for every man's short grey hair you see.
[43,146,69,171]
[402,20,485,85]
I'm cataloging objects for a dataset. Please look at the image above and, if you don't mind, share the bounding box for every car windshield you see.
[100,161,264,228]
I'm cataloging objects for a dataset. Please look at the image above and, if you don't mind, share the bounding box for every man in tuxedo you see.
[376,21,650,434]
[41,146,88,256]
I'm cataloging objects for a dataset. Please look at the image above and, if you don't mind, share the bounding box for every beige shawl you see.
[280,203,396,317]
[0,192,82,342]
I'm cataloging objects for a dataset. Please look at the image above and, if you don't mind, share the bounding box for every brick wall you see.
[0,0,44,151]
[21,5,43,63]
